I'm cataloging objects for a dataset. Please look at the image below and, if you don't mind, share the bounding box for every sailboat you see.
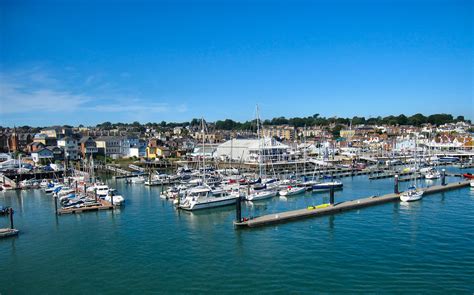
[179,118,239,210]
[400,136,424,202]
[245,106,278,201]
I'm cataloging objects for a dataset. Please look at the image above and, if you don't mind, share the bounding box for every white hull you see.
[246,190,277,201]
[180,196,238,210]
[105,195,125,206]
[400,191,424,202]
[279,187,306,196]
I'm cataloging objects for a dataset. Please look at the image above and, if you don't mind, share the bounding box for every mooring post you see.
[94,188,97,202]
[329,185,335,205]
[110,192,114,206]
[236,195,242,222]
[54,196,58,215]
[394,174,399,194]
[9,207,14,229]
[441,169,446,186]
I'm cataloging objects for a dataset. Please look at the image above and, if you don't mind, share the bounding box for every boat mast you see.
[256,105,263,179]
[201,117,206,185]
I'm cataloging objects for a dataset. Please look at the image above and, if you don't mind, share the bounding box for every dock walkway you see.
[58,199,115,215]
[234,181,470,228]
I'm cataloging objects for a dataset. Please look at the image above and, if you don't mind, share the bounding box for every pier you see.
[58,199,116,215]
[234,180,471,228]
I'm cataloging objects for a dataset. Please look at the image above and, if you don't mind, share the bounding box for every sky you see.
[0,0,472,127]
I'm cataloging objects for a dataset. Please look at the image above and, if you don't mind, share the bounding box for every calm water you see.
[1,168,473,294]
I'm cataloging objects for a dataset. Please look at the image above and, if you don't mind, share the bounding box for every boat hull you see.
[180,197,238,210]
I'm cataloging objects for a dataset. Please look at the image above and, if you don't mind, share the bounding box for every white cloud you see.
[0,69,188,117]
[0,78,91,114]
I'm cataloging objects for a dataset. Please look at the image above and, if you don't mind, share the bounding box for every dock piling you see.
[236,196,242,222]
[54,196,58,215]
[9,208,14,229]
[394,175,399,194]
[442,169,446,186]
[329,185,335,205]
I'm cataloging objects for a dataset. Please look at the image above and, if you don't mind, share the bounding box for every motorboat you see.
[178,185,239,210]
[128,176,145,184]
[39,179,50,188]
[312,181,343,191]
[400,186,424,202]
[87,185,110,198]
[45,183,63,194]
[463,173,474,179]
[1,183,14,191]
[424,168,441,179]
[279,186,306,196]
[104,189,125,206]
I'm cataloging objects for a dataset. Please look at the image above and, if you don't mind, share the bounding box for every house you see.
[95,136,123,159]
[128,139,147,158]
[31,148,54,163]
[57,137,79,160]
[28,142,45,153]
[146,145,170,159]
[79,136,98,158]
[47,146,64,161]
[263,125,295,141]
[121,136,140,158]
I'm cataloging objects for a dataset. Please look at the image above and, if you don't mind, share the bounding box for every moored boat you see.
[400,186,424,202]
[279,186,306,196]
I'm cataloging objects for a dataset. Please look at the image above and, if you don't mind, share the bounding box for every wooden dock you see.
[234,181,471,228]
[58,199,115,215]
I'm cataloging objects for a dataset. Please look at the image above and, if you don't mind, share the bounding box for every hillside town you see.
[0,115,472,170]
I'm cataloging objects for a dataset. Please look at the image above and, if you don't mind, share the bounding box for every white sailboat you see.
[400,136,424,202]
[279,186,306,196]
[245,106,278,201]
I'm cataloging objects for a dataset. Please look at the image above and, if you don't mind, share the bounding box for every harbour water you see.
[1,168,473,293]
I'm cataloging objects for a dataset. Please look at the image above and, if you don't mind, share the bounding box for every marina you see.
[1,168,473,293]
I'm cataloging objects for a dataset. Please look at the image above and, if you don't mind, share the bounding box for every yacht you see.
[312,181,343,191]
[424,168,441,179]
[104,189,125,205]
[400,186,424,202]
[87,184,110,198]
[279,186,306,196]
[179,185,239,210]
[246,189,278,201]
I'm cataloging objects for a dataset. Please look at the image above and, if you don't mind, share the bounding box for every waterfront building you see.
[214,137,289,163]
[79,136,98,158]
[57,137,79,160]
[31,148,54,163]
[95,136,123,159]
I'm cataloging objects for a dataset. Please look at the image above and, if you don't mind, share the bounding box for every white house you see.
[57,137,79,160]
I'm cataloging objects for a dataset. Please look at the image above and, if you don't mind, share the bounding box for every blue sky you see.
[0,0,472,126]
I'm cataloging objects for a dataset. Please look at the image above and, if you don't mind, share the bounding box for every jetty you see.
[57,199,116,215]
[234,180,471,228]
